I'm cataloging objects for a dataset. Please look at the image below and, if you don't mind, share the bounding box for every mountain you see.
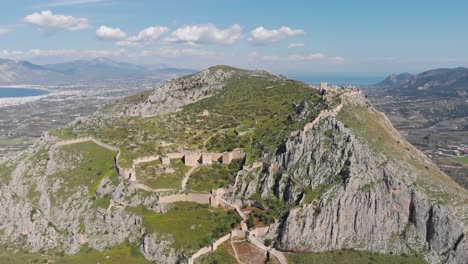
[374,67,468,97]
[44,57,150,81]
[0,57,192,85]
[0,66,466,263]
[0,58,65,84]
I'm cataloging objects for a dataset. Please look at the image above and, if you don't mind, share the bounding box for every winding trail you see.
[181,165,198,190]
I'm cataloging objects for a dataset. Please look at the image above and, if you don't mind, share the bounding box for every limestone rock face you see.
[233,95,467,264]
[125,68,234,117]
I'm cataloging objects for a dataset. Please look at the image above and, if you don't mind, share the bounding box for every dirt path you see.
[181,165,198,190]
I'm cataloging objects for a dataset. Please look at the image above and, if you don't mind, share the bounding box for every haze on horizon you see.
[0,0,467,76]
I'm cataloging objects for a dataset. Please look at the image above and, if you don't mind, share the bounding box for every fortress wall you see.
[158,193,211,204]
[201,153,212,165]
[231,149,245,160]
[188,246,212,264]
[167,152,185,159]
[184,152,201,166]
[231,229,247,239]
[211,153,223,161]
[133,155,160,165]
[212,233,231,249]
[222,152,233,164]
[189,233,231,264]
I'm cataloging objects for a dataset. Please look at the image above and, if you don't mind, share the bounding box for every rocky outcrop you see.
[125,67,234,117]
[233,93,468,264]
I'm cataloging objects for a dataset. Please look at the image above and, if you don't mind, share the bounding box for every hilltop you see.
[0,66,466,263]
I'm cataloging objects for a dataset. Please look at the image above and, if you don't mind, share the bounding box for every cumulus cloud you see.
[288,43,304,49]
[248,26,304,45]
[128,47,223,58]
[24,10,90,34]
[0,27,13,36]
[164,24,243,45]
[114,26,169,46]
[96,25,127,40]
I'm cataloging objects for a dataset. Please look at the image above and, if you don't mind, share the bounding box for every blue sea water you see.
[0,88,49,98]
[289,73,388,86]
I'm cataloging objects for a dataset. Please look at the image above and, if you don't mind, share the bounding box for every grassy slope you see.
[195,243,237,264]
[52,71,323,168]
[187,159,243,192]
[50,141,117,205]
[287,250,426,264]
[136,159,189,190]
[452,155,468,165]
[127,202,237,254]
[0,242,150,264]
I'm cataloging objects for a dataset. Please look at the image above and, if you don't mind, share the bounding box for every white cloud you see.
[24,10,90,34]
[128,47,223,58]
[288,43,304,49]
[248,26,304,45]
[288,53,325,61]
[96,25,127,40]
[114,26,169,46]
[127,26,169,42]
[36,0,108,7]
[0,27,13,36]
[164,24,243,45]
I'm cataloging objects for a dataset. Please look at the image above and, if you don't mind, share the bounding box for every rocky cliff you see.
[0,66,466,263]
[232,92,468,264]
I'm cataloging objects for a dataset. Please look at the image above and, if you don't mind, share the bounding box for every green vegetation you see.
[452,155,468,165]
[60,73,324,169]
[49,141,117,205]
[249,193,292,220]
[287,250,426,264]
[0,242,149,264]
[127,202,239,254]
[188,76,323,161]
[302,176,341,205]
[136,159,189,190]
[187,160,243,192]
[196,244,237,264]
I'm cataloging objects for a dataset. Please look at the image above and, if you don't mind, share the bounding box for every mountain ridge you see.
[0,66,466,263]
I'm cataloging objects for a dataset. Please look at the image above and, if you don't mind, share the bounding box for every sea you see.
[288,73,388,86]
[0,87,49,98]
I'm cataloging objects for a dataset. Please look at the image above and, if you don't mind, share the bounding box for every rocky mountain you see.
[44,57,150,81]
[0,66,466,263]
[0,57,192,85]
[0,58,65,85]
[373,67,468,97]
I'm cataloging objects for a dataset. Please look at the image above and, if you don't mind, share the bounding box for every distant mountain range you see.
[0,57,195,85]
[374,67,468,97]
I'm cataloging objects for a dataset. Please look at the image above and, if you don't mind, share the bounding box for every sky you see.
[0,0,467,75]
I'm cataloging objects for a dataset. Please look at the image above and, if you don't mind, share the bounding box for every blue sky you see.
[0,0,467,75]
